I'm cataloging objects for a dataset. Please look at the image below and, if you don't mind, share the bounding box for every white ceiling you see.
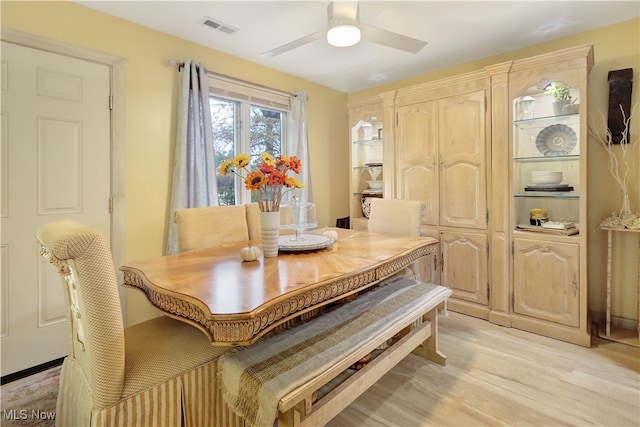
[77,1,639,93]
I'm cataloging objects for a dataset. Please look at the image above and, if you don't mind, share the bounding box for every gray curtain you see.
[166,59,218,255]
[285,91,313,204]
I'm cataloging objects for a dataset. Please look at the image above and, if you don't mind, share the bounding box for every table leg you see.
[598,227,639,347]
[606,230,612,337]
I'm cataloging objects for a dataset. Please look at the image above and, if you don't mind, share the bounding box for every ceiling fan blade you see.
[260,31,324,58]
[360,24,427,54]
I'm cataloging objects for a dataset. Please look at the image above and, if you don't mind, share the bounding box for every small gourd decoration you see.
[240,244,261,262]
[322,227,338,241]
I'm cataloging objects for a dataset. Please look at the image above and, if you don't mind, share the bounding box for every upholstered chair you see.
[174,205,251,252]
[245,202,262,240]
[368,198,428,280]
[36,221,243,427]
[368,198,425,236]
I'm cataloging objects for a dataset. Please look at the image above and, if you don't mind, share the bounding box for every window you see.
[208,75,291,206]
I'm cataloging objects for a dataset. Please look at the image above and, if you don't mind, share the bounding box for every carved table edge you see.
[121,242,439,344]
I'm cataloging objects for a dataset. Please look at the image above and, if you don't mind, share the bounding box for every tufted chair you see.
[36,221,244,427]
[174,204,263,252]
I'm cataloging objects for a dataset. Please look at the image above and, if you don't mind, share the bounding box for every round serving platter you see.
[278,234,334,252]
[535,124,577,156]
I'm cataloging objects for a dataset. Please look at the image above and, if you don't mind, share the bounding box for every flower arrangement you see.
[219,152,304,212]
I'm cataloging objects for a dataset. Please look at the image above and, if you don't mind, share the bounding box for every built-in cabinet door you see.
[513,238,580,327]
[441,231,489,305]
[396,101,438,226]
[396,91,487,230]
[439,91,487,229]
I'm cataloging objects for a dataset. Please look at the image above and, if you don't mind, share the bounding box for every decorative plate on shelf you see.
[535,124,577,156]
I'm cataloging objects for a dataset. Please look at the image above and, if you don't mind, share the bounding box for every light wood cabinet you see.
[439,91,487,229]
[393,82,490,314]
[513,238,580,327]
[396,91,487,229]
[507,45,593,346]
[346,44,593,346]
[396,100,438,225]
[441,231,489,306]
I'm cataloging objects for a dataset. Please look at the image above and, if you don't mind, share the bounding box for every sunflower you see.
[218,159,233,176]
[285,176,305,189]
[245,171,267,190]
[260,152,275,166]
[233,153,251,168]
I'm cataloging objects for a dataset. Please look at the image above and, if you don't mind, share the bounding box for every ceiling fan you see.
[259,1,427,58]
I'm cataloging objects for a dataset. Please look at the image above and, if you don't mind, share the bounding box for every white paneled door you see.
[1,42,111,376]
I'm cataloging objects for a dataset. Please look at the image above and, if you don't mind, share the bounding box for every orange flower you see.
[288,156,302,174]
[258,162,274,174]
[220,152,305,212]
[268,170,287,186]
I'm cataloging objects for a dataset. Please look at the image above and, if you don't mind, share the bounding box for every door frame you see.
[1,28,127,321]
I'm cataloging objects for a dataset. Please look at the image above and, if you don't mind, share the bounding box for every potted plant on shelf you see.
[546,83,574,115]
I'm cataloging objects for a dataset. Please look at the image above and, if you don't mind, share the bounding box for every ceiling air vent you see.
[201,17,238,35]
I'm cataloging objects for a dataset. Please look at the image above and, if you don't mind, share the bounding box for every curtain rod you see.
[167,58,297,98]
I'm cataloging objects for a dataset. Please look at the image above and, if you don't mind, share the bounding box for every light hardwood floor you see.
[327,312,640,427]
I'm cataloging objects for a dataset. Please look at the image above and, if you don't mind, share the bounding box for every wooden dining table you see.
[121,228,439,345]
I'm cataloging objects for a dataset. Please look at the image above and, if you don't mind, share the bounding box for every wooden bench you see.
[219,277,452,427]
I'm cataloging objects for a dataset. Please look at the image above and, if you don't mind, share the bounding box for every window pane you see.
[250,106,283,161]
[249,106,284,204]
[209,96,287,206]
[211,97,237,206]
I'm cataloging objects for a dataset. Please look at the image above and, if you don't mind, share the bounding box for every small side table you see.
[599,226,640,347]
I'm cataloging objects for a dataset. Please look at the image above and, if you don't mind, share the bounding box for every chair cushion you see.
[122,316,232,397]
[174,205,250,252]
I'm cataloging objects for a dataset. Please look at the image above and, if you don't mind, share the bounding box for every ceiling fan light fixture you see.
[327,24,361,47]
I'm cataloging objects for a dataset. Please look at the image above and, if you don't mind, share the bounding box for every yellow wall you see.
[351,18,640,323]
[3,1,638,326]
[1,0,349,323]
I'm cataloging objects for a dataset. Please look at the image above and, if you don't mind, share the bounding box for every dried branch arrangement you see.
[589,103,640,229]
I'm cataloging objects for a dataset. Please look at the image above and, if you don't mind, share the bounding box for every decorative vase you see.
[260,211,280,257]
[361,197,372,218]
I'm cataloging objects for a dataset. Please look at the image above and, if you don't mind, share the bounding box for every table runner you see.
[219,277,439,427]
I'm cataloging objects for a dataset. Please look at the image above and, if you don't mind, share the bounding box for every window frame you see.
[208,74,292,206]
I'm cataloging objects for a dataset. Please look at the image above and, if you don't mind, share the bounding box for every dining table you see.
[121,228,439,345]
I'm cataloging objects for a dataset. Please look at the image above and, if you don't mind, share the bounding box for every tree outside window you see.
[211,96,285,206]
